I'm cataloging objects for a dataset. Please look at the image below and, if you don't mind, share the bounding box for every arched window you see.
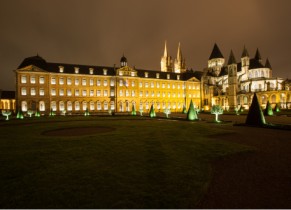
[145,102,149,110]
[261,71,265,77]
[157,102,160,110]
[75,101,80,111]
[67,101,72,111]
[59,101,65,111]
[243,96,248,105]
[110,101,115,110]
[104,101,108,110]
[21,101,27,112]
[39,101,45,111]
[126,101,129,112]
[261,96,267,104]
[82,101,87,111]
[90,101,95,111]
[97,101,101,110]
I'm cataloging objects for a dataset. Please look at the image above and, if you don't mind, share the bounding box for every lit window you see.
[145,72,148,78]
[132,81,135,87]
[151,82,154,88]
[104,101,108,110]
[157,82,160,88]
[178,84,180,89]
[119,71,123,76]
[67,101,72,111]
[39,88,45,96]
[59,66,64,73]
[59,77,64,85]
[21,75,27,83]
[167,74,170,79]
[119,80,123,86]
[145,91,149,97]
[51,77,56,85]
[30,76,36,84]
[59,89,64,96]
[75,67,79,74]
[90,101,95,110]
[39,76,45,84]
[131,72,135,77]
[97,90,101,96]
[139,91,143,97]
[82,90,87,96]
[151,91,154,97]
[75,101,80,111]
[167,84,170,89]
[162,83,165,88]
[67,78,72,85]
[172,84,175,89]
[30,88,36,96]
[157,91,160,97]
[110,79,115,86]
[168,92,170,97]
[104,80,108,86]
[75,79,79,85]
[156,73,160,79]
[67,89,72,96]
[21,87,27,95]
[90,90,94,96]
[89,68,94,75]
[97,79,101,86]
[110,101,115,110]
[125,90,129,96]
[119,90,123,96]
[177,75,180,80]
[104,90,108,96]
[139,82,143,87]
[75,90,79,96]
[103,69,107,75]
[97,101,101,110]
[132,90,135,97]
[51,89,56,96]
[82,78,86,86]
[145,82,149,88]
[90,79,94,86]
[110,90,114,96]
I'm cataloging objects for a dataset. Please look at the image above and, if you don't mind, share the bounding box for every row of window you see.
[20,87,200,98]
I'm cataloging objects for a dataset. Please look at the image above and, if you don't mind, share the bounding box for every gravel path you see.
[196,124,291,208]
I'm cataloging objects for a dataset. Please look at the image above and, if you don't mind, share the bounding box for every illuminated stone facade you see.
[15,51,200,115]
[202,44,291,110]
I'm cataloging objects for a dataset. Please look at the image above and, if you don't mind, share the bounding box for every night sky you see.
[1,0,291,90]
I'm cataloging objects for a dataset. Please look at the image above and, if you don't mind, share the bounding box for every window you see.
[97,90,101,96]
[59,89,64,96]
[104,101,108,110]
[177,75,180,80]
[39,76,45,84]
[103,69,107,75]
[82,101,87,111]
[110,101,115,110]
[30,76,36,84]
[145,91,149,97]
[131,72,135,77]
[104,80,108,86]
[156,73,160,79]
[51,89,56,96]
[39,88,45,96]
[167,74,170,79]
[89,68,94,75]
[110,90,114,96]
[75,90,80,96]
[132,90,135,97]
[110,79,115,86]
[67,89,72,96]
[90,90,94,96]
[132,81,135,87]
[151,91,154,97]
[168,92,171,97]
[59,66,64,73]
[172,84,175,89]
[104,90,108,96]
[90,101,94,110]
[59,77,64,85]
[178,84,180,89]
[97,79,101,86]
[75,78,79,85]
[151,82,154,88]
[67,78,72,85]
[82,78,87,86]
[39,101,45,111]
[51,77,56,84]
[157,82,160,88]
[51,101,57,111]
[30,88,36,96]
[119,90,123,96]
[75,67,79,74]
[167,84,170,89]
[21,87,27,95]
[119,79,123,86]
[139,82,143,87]
[126,90,129,96]
[162,83,165,88]
[145,82,149,88]
[145,72,148,78]
[157,91,160,97]
[140,91,143,97]
[21,75,27,83]
[21,101,27,111]
[97,101,101,110]
[75,101,80,111]
[59,101,65,111]
[82,90,87,96]
[67,101,72,111]
[90,78,94,86]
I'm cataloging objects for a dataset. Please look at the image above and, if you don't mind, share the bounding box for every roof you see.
[254,48,262,61]
[0,91,15,99]
[241,45,249,57]
[209,43,224,60]
[227,50,236,65]
[265,58,272,69]
[249,58,265,69]
[120,55,127,63]
[17,55,201,82]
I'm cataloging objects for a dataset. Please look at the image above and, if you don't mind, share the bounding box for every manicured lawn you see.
[0,116,251,208]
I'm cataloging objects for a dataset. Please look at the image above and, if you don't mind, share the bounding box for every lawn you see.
[0,116,251,208]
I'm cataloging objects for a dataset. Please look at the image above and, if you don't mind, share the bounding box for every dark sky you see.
[1,0,291,90]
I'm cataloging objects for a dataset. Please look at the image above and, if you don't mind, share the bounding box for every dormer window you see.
[74,67,79,74]
[177,75,180,80]
[145,72,148,78]
[89,68,94,75]
[59,66,64,73]
[167,74,170,79]
[103,69,108,75]
[131,72,135,77]
[119,71,123,76]
[156,73,160,79]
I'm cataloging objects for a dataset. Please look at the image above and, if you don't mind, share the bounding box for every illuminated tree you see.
[84,108,90,116]
[27,110,34,117]
[187,100,198,121]
[274,103,280,112]
[182,104,187,114]
[139,107,144,116]
[35,109,41,117]
[163,108,171,118]
[149,104,156,118]
[61,109,67,116]
[131,104,136,116]
[245,93,266,126]
[263,101,273,116]
[49,108,55,116]
[16,110,24,119]
[2,110,11,120]
[211,105,223,122]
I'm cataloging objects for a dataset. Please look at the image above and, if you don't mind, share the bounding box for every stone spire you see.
[228,50,237,65]
[255,48,262,62]
[209,43,224,60]
[265,58,272,69]
[163,40,168,57]
[241,45,249,57]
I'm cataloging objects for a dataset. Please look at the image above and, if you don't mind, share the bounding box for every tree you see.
[35,109,41,117]
[27,110,34,117]
[263,101,273,116]
[245,93,266,126]
[211,105,223,122]
[149,104,156,118]
[187,100,198,121]
[16,110,24,119]
[274,103,280,112]
[163,108,171,118]
[2,110,11,120]
[131,104,136,116]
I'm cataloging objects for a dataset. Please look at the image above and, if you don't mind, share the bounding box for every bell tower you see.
[227,50,238,111]
[160,41,172,72]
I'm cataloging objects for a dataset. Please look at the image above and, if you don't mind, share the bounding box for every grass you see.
[0,116,252,208]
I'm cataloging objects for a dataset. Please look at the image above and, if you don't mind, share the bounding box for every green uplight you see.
[187,100,198,121]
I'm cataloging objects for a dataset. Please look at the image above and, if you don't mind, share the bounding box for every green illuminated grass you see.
[0,116,251,208]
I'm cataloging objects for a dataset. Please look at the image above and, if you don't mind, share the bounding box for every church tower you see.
[227,50,238,111]
[208,43,225,76]
[241,45,250,74]
[120,54,127,67]
[174,42,186,73]
[161,41,173,72]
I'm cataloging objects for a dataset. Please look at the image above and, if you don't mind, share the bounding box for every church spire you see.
[209,43,224,60]
[255,48,262,62]
[241,45,249,57]
[265,58,272,69]
[228,50,237,65]
[163,40,168,57]
[177,42,182,61]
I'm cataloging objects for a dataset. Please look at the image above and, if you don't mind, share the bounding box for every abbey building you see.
[14,43,291,114]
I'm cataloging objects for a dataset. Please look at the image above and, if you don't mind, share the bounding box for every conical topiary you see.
[263,101,273,116]
[187,100,198,121]
[35,108,41,117]
[149,104,156,118]
[131,104,136,116]
[245,93,266,126]
[84,108,90,116]
[182,104,187,114]
[274,103,280,112]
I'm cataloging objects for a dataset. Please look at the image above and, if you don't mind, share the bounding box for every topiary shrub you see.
[187,100,198,121]
[245,93,266,126]
[264,101,273,116]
